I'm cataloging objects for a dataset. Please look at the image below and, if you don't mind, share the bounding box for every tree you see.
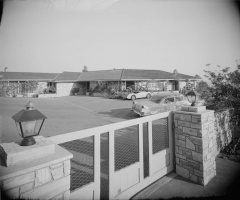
[204,65,240,125]
[173,69,178,74]
[20,81,38,94]
[195,81,211,101]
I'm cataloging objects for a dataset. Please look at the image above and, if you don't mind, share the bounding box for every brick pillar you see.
[174,106,217,186]
[0,136,73,199]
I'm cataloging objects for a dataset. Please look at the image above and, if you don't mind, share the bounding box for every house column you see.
[174,106,217,186]
[18,81,20,94]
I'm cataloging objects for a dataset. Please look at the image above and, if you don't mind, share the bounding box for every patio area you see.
[132,156,240,199]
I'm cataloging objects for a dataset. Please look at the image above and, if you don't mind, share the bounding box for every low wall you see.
[215,109,233,152]
[0,137,72,199]
[38,93,57,98]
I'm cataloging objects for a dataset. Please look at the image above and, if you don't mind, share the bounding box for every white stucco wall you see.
[56,83,75,97]
[35,82,47,94]
[179,81,186,90]
[56,82,86,97]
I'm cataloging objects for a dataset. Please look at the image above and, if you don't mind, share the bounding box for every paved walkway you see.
[132,156,240,199]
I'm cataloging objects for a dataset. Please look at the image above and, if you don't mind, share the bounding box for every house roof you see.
[79,69,123,81]
[0,69,201,82]
[194,74,202,79]
[54,71,81,82]
[121,69,198,80]
[121,69,173,80]
[0,72,59,81]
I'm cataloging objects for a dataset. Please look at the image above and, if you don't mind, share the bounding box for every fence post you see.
[168,111,174,171]
[108,130,115,199]
[148,120,153,176]
[139,123,144,182]
[94,134,101,199]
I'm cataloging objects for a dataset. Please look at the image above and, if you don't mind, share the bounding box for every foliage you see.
[89,81,119,96]
[71,87,79,95]
[202,65,240,158]
[195,81,212,101]
[215,109,233,151]
[20,81,38,94]
[43,85,56,94]
[0,82,21,97]
[204,65,240,126]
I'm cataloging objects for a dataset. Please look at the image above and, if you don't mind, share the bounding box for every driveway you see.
[0,96,140,143]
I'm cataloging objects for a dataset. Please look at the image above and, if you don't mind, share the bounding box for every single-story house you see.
[77,69,201,94]
[0,69,201,97]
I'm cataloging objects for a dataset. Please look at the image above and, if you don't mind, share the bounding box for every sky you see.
[0,0,240,79]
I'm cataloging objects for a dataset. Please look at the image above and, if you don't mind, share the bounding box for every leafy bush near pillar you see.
[203,65,240,154]
[204,65,240,126]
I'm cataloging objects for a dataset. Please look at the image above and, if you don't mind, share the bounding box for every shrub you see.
[204,65,240,126]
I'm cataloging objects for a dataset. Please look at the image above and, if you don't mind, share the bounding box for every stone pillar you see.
[174,106,217,186]
[0,136,73,199]
[0,116,2,143]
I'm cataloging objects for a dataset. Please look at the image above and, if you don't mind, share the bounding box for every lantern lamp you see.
[185,91,200,106]
[12,101,47,146]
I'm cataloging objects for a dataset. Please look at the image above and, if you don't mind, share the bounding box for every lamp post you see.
[185,91,200,106]
[12,101,47,146]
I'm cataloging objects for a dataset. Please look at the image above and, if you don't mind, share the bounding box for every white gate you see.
[49,111,174,200]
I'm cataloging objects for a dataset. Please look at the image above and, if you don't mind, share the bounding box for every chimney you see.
[4,67,7,72]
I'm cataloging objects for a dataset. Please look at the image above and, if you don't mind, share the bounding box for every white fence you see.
[49,111,174,200]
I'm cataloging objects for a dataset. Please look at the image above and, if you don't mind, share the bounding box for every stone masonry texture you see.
[1,159,71,199]
[174,109,217,186]
[0,140,72,200]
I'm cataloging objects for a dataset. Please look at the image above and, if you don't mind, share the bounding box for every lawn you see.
[0,96,137,143]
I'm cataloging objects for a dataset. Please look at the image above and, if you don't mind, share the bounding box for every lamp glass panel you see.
[34,119,43,134]
[22,120,36,137]
[15,122,22,137]
[191,95,196,103]
[195,95,200,103]
[187,95,195,103]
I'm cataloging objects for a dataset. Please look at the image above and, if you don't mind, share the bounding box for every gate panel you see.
[110,125,140,198]
[114,125,139,171]
[60,137,94,191]
[150,118,171,174]
[50,111,174,200]
[60,136,96,199]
